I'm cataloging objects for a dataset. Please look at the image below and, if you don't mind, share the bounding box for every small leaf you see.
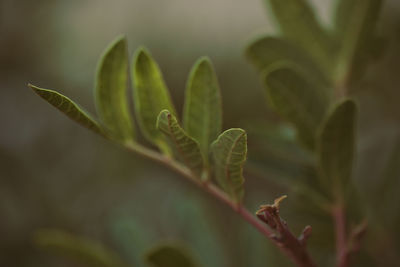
[157,110,204,176]
[95,36,134,143]
[317,99,357,198]
[29,84,104,136]
[211,128,247,203]
[264,65,330,150]
[265,0,334,74]
[333,0,383,86]
[245,36,330,86]
[146,244,198,267]
[132,47,176,152]
[34,229,128,267]
[183,57,222,163]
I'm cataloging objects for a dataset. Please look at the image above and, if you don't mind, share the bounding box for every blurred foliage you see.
[1,0,400,266]
[145,244,199,267]
[34,229,129,267]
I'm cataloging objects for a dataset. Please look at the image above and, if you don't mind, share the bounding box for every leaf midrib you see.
[224,132,245,200]
[166,114,199,176]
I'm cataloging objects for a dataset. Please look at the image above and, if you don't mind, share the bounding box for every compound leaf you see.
[211,128,247,203]
[34,229,128,267]
[264,65,330,150]
[132,47,176,152]
[146,244,198,267]
[95,36,134,143]
[29,84,104,136]
[183,57,222,162]
[317,99,357,198]
[266,0,334,75]
[245,36,330,86]
[157,110,204,177]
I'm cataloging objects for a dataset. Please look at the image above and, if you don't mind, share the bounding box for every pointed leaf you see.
[34,229,128,267]
[132,47,176,151]
[95,36,134,143]
[317,99,357,198]
[183,57,222,161]
[245,36,330,86]
[146,244,198,267]
[265,0,334,74]
[157,110,204,176]
[264,65,330,150]
[29,84,104,136]
[333,0,383,85]
[211,128,247,203]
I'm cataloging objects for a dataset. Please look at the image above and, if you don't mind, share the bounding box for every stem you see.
[125,143,316,267]
[333,204,348,267]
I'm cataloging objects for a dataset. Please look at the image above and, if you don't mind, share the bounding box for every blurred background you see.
[1,0,400,266]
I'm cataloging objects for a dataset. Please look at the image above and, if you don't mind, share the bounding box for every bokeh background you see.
[1,0,400,266]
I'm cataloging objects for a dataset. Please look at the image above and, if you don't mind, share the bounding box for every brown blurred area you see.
[1,0,400,266]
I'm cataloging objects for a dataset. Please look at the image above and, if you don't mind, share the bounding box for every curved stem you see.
[124,143,316,267]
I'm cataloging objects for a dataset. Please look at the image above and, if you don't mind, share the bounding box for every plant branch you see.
[124,142,316,267]
[333,203,368,267]
[333,204,348,267]
[256,196,316,267]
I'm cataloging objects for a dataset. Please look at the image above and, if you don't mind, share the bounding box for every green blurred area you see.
[1,0,400,266]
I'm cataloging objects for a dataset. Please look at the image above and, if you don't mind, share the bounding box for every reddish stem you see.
[126,143,317,267]
[333,205,348,267]
[256,198,316,267]
[202,183,317,267]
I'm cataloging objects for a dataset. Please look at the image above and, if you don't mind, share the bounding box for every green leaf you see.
[333,0,383,86]
[266,0,334,74]
[211,128,247,203]
[317,99,357,198]
[245,36,330,86]
[132,47,176,152]
[29,84,104,136]
[183,57,222,162]
[146,244,198,267]
[95,36,134,143]
[157,110,204,176]
[264,64,330,150]
[34,229,128,267]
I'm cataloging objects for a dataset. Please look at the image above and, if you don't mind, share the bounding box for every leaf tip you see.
[212,128,247,147]
[228,127,247,137]
[193,56,214,72]
[96,35,128,80]
[110,34,127,47]
[101,35,127,59]
[28,83,38,92]
[158,109,171,118]
[156,109,171,128]
[115,33,127,41]
[197,56,212,65]
[327,98,358,123]
[133,46,152,64]
[340,98,357,111]
[28,84,48,97]
[244,35,270,56]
